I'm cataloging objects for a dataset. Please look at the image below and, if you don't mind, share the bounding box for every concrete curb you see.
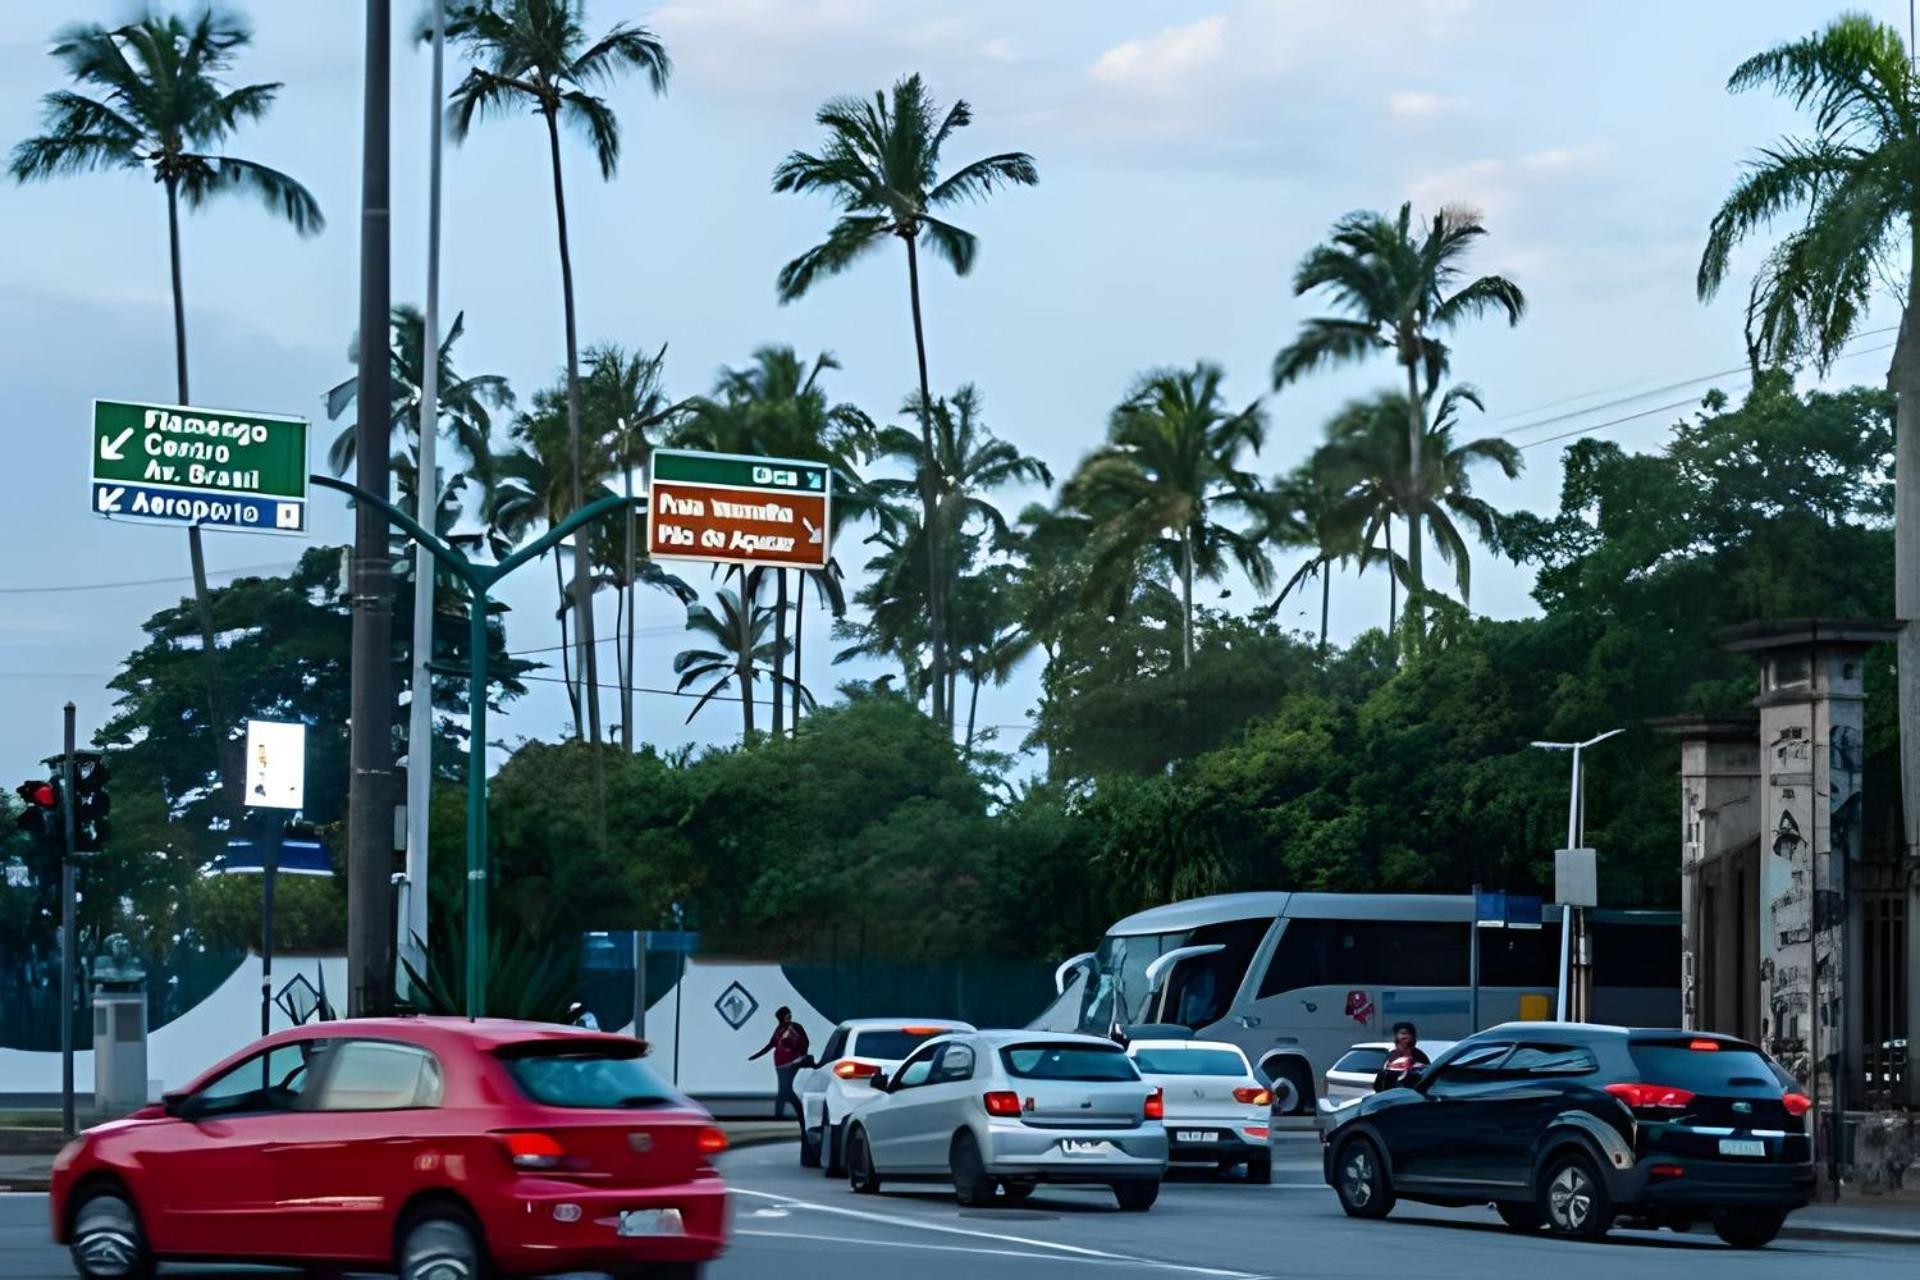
[1779,1222,1920,1247]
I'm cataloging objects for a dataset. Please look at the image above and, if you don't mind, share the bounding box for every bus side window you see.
[1257,920,1331,997]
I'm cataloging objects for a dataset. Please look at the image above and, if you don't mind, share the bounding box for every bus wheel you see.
[1267,1061,1312,1116]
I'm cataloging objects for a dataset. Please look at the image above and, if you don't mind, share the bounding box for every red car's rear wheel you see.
[397,1207,486,1280]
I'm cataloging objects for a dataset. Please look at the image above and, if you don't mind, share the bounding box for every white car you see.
[1321,1039,1456,1110]
[798,1018,973,1173]
[1126,1039,1272,1182]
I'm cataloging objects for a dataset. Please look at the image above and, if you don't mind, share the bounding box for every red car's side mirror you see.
[161,1091,192,1119]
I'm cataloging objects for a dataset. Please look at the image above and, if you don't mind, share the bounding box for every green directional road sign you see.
[91,398,309,534]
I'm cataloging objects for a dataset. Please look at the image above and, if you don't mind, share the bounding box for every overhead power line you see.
[0,561,297,596]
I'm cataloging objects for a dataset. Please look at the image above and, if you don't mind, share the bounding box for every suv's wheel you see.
[1712,1208,1784,1249]
[799,1117,823,1169]
[1001,1180,1036,1204]
[1267,1060,1313,1117]
[823,1118,846,1177]
[1333,1135,1394,1219]
[951,1131,996,1208]
[70,1190,152,1280]
[846,1125,881,1195]
[1113,1180,1160,1212]
[1496,1202,1543,1232]
[397,1207,485,1280]
[1538,1151,1613,1240]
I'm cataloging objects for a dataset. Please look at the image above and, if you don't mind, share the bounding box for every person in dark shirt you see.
[1374,1021,1431,1091]
[748,1006,812,1127]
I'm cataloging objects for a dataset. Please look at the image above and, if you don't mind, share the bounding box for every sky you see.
[0,0,1902,782]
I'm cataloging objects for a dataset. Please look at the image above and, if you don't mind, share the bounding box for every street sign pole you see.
[312,476,627,1017]
[1469,883,1481,1034]
[59,703,76,1138]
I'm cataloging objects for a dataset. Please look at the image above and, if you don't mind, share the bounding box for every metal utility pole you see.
[402,0,448,983]
[347,0,396,1017]
[1532,729,1622,1021]
[59,703,77,1138]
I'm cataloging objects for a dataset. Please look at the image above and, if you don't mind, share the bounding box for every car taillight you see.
[1605,1082,1694,1111]
[1781,1091,1812,1118]
[697,1126,729,1154]
[499,1131,565,1170]
[1687,1039,1721,1051]
[834,1059,881,1080]
[1243,1125,1270,1140]
[983,1090,1023,1118]
[1144,1087,1164,1121]
[1233,1087,1273,1106]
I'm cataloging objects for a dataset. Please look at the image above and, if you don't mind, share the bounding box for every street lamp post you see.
[313,474,628,1016]
[1531,728,1623,1021]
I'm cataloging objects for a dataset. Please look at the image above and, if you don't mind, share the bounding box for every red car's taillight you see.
[1233,1087,1273,1106]
[1605,1082,1694,1112]
[498,1131,565,1170]
[1144,1087,1164,1121]
[1781,1091,1813,1118]
[982,1090,1023,1118]
[697,1126,729,1155]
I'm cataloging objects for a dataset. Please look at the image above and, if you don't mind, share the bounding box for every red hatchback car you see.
[49,1017,729,1280]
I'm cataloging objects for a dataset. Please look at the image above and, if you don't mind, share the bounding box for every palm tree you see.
[324,306,514,504]
[1063,363,1272,670]
[1315,386,1521,626]
[1272,203,1524,647]
[10,7,323,785]
[869,385,1051,720]
[948,564,1033,756]
[773,73,1038,729]
[443,0,670,745]
[1262,461,1358,660]
[1698,13,1920,876]
[678,347,877,735]
[673,588,803,738]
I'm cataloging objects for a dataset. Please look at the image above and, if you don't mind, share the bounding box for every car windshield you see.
[852,1029,948,1061]
[1000,1043,1138,1082]
[1629,1044,1793,1093]
[1131,1047,1246,1077]
[1332,1048,1389,1075]
[500,1043,676,1109]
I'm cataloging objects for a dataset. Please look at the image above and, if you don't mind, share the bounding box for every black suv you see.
[1320,1023,1814,1248]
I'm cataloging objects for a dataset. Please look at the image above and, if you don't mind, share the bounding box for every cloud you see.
[1090,16,1228,93]
[1408,144,1606,218]
[980,37,1020,63]
[1387,90,1464,119]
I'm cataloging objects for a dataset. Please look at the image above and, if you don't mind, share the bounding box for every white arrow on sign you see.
[99,427,134,461]
[802,517,823,545]
[96,486,126,513]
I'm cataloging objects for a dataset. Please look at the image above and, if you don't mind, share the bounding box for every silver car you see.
[844,1030,1169,1210]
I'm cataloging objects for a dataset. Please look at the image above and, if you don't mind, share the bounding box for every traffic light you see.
[70,752,109,855]
[12,779,60,840]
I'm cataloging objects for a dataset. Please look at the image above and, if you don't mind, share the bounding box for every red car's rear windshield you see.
[499,1041,678,1109]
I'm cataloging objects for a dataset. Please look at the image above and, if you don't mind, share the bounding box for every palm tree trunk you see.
[791,573,805,732]
[771,570,788,736]
[167,176,229,801]
[1892,243,1920,872]
[738,604,756,739]
[1319,561,1331,660]
[1402,359,1426,652]
[544,106,600,745]
[554,552,580,730]
[964,669,981,758]
[1180,531,1195,670]
[902,233,948,731]
[1386,520,1397,634]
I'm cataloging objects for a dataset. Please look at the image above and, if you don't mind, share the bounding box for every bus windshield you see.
[1041,919,1272,1035]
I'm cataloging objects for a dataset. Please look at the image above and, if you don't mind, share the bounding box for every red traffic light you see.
[15,781,56,809]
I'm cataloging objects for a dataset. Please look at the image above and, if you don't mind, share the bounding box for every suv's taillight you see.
[1144,1087,1164,1121]
[983,1090,1023,1118]
[1605,1082,1694,1112]
[1781,1091,1813,1118]
[498,1131,565,1169]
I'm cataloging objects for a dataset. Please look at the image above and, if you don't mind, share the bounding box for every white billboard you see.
[244,720,306,811]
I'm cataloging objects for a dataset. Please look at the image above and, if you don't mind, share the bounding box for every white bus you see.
[1034,892,1678,1113]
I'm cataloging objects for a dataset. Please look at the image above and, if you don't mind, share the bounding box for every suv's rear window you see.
[501,1043,676,1109]
[1629,1043,1790,1093]
[1131,1047,1247,1077]
[1333,1048,1388,1075]
[852,1029,948,1061]
[1000,1043,1138,1081]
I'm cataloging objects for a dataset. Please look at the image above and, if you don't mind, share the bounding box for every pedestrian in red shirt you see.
[748,1006,812,1128]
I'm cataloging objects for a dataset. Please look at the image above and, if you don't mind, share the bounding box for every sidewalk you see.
[1783,1191,1920,1245]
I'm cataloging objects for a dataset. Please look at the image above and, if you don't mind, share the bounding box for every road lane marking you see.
[732,1187,1266,1279]
[737,1227,1242,1270]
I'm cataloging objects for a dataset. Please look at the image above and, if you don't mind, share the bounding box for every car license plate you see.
[1718,1139,1766,1158]
[617,1208,683,1237]
[1175,1131,1215,1144]
[1060,1139,1115,1157]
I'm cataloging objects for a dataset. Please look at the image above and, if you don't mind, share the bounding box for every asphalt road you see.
[1,1136,1911,1279]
